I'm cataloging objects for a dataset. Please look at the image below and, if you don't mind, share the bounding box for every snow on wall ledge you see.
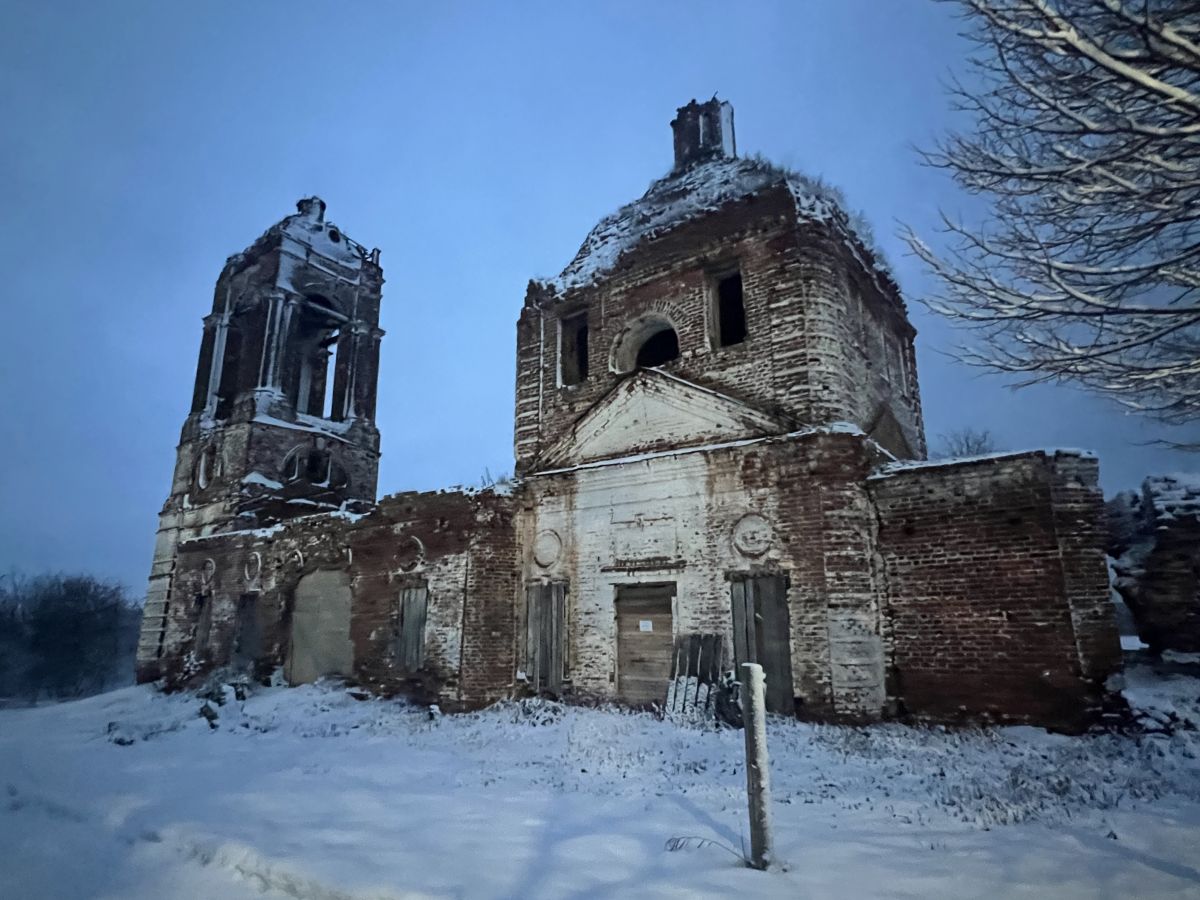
[536,156,894,297]
[868,448,1097,481]
[1144,472,1200,524]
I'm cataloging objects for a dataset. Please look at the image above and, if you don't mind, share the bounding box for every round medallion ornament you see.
[732,513,773,557]
[393,535,425,572]
[533,530,563,568]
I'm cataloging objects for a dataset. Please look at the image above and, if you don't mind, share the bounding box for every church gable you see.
[536,369,787,469]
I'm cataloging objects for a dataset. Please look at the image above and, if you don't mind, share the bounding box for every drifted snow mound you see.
[538,156,893,296]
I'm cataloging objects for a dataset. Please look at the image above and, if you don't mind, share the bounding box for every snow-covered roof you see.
[280,211,366,273]
[535,156,894,298]
[1144,473,1200,524]
[225,197,380,276]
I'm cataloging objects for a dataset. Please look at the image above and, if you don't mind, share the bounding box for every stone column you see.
[203,308,230,417]
[258,291,297,396]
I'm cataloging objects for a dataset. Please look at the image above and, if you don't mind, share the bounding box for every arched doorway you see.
[286,569,354,684]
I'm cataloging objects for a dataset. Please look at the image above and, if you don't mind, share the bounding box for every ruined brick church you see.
[137,100,1121,730]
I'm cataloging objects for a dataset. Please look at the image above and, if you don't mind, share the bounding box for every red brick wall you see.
[514,184,923,474]
[160,488,519,708]
[869,451,1120,730]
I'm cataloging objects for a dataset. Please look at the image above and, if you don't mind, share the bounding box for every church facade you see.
[137,100,1121,730]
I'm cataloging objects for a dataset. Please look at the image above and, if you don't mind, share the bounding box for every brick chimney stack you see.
[296,196,326,223]
[671,98,736,172]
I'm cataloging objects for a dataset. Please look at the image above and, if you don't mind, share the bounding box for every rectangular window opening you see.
[714,271,747,347]
[559,312,589,386]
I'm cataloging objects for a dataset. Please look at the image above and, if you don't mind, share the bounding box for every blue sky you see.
[1,1,1195,592]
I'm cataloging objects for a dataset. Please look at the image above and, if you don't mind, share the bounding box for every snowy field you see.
[2,662,1199,900]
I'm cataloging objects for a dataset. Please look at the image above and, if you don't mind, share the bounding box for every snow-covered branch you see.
[908,0,1200,424]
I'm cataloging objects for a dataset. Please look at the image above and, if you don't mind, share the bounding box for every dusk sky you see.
[2,0,1196,593]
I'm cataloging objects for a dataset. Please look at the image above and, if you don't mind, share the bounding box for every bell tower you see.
[137,197,385,680]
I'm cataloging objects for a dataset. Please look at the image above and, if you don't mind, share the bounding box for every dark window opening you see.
[214,323,244,419]
[283,446,348,489]
[305,447,331,483]
[296,328,340,418]
[191,328,217,414]
[635,328,680,368]
[288,296,346,420]
[715,271,747,346]
[560,312,589,386]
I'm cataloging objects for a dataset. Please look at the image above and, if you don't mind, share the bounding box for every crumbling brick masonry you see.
[138,99,1121,729]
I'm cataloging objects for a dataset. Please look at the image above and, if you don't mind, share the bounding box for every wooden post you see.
[741,662,773,870]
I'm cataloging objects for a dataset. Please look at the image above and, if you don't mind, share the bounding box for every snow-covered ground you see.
[2,663,1199,900]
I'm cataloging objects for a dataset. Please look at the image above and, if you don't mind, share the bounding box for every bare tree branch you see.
[907,0,1200,425]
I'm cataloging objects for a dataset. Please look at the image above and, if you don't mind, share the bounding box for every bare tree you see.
[905,0,1200,426]
[0,573,141,703]
[936,426,1000,457]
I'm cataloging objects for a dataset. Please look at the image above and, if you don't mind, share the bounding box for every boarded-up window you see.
[526,582,567,694]
[394,583,429,672]
[194,594,213,656]
[233,593,261,669]
[730,574,794,715]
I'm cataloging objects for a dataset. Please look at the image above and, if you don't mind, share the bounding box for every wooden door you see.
[527,582,566,694]
[731,574,794,714]
[393,583,429,672]
[616,584,675,706]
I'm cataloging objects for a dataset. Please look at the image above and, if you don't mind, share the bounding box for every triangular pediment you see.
[537,369,789,469]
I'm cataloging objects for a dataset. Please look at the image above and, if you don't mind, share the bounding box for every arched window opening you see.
[214,319,245,419]
[635,328,680,368]
[289,296,346,420]
[611,315,682,374]
[283,446,348,490]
